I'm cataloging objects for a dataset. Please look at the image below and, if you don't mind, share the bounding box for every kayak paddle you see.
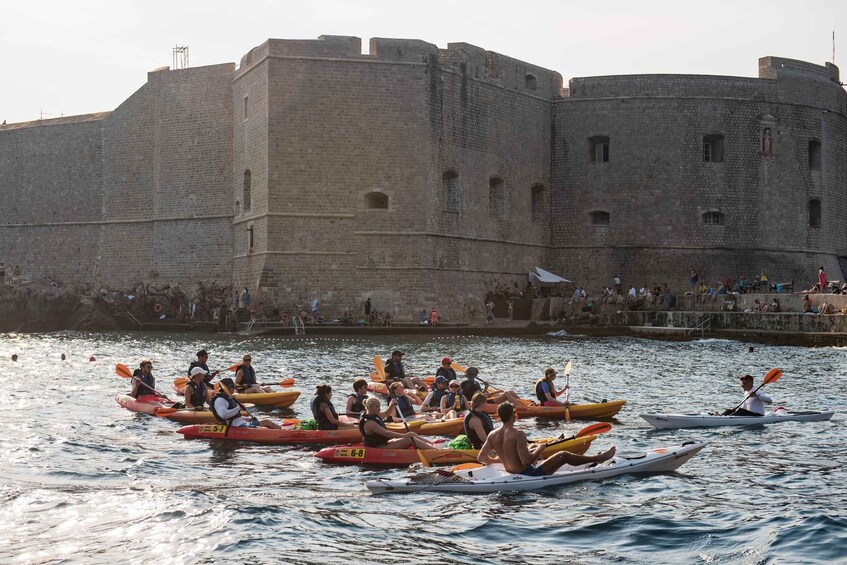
[387,386,430,467]
[373,355,386,382]
[175,376,296,389]
[115,363,173,401]
[564,360,573,422]
[729,368,782,413]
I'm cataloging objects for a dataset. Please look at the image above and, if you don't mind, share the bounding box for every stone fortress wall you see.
[0,36,844,320]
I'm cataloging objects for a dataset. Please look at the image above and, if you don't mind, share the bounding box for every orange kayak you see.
[172,379,301,408]
[483,400,626,420]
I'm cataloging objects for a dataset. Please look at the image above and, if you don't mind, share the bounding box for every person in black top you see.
[184,367,209,409]
[464,393,495,449]
[435,357,456,382]
[359,397,436,449]
[311,384,355,430]
[421,376,449,413]
[461,366,523,406]
[345,379,369,416]
[384,350,426,391]
[187,349,216,402]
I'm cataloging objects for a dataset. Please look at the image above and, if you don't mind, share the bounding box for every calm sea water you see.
[0,331,844,564]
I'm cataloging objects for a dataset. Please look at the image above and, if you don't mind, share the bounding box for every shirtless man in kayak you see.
[478,403,615,476]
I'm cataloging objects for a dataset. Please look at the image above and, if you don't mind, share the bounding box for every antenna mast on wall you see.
[173,45,189,69]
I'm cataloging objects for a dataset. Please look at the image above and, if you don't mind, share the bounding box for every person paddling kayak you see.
[535,368,570,406]
[130,360,162,400]
[461,367,522,405]
[421,376,449,413]
[311,384,356,430]
[211,378,279,429]
[187,349,216,403]
[440,380,468,419]
[478,403,615,476]
[359,397,437,449]
[385,350,426,391]
[235,354,273,393]
[345,379,369,416]
[720,374,773,416]
[184,367,210,409]
[464,393,495,449]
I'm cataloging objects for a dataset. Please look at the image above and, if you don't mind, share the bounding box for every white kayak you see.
[366,442,705,494]
[640,410,834,430]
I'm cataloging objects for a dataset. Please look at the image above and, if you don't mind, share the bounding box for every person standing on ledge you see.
[364,297,372,317]
[720,374,772,416]
[819,267,828,293]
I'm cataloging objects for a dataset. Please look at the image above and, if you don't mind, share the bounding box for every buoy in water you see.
[89,355,96,362]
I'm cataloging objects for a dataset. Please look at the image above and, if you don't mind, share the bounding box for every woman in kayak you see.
[184,367,209,409]
[720,374,773,416]
[535,368,570,406]
[478,403,615,476]
[440,380,469,419]
[211,378,280,429]
[359,397,437,449]
[464,392,495,449]
[235,354,274,394]
[311,384,357,430]
[345,379,369,416]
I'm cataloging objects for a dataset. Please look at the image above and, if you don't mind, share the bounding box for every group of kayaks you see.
[115,360,835,495]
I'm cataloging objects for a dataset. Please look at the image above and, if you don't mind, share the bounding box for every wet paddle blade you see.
[764,368,782,384]
[450,362,467,373]
[373,355,386,382]
[417,449,431,468]
[575,422,612,438]
[564,360,573,376]
[173,377,189,387]
[278,378,295,387]
[423,376,435,385]
[154,407,178,417]
[115,363,133,378]
[451,462,482,472]
[228,363,239,372]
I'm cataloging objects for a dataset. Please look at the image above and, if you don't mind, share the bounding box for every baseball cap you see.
[190,366,209,377]
[441,357,452,365]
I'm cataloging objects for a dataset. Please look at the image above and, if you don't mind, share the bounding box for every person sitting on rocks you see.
[768,298,780,312]
[819,302,836,315]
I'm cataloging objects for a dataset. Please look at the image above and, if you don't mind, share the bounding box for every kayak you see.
[641,410,835,429]
[366,442,706,494]
[155,408,251,424]
[315,434,598,466]
[115,394,167,414]
[367,382,427,400]
[483,400,626,421]
[172,380,300,408]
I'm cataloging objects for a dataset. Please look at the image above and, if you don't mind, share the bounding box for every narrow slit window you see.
[243,170,252,211]
[809,140,821,170]
[703,134,724,162]
[588,136,609,163]
[244,96,249,120]
[531,184,545,221]
[443,171,460,212]
[247,225,254,250]
[809,199,821,228]
[489,177,505,219]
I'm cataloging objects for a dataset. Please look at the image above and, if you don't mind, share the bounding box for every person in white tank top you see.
[723,374,772,416]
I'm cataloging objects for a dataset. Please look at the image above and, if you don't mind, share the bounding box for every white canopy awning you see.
[529,267,571,284]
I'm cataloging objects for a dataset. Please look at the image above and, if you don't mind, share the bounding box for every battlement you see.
[759,56,839,83]
[566,73,767,100]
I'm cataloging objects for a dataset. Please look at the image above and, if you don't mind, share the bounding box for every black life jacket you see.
[186,381,207,408]
[443,391,467,412]
[435,367,456,381]
[464,409,495,449]
[132,372,156,398]
[385,359,405,381]
[188,361,213,384]
[237,365,256,387]
[394,394,415,419]
[347,392,368,414]
[311,396,339,430]
[461,379,482,401]
[535,378,554,403]
[425,387,446,408]
[210,392,239,425]
[359,414,388,447]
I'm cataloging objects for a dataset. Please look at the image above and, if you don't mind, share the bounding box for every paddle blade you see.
[450,362,467,373]
[764,368,782,384]
[417,449,431,468]
[575,422,612,438]
[173,377,189,387]
[373,355,386,381]
[423,376,435,385]
[228,363,239,372]
[116,363,133,378]
[564,360,573,376]
[278,378,295,388]
[153,407,178,417]
[451,462,482,472]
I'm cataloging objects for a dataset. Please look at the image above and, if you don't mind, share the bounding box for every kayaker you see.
[535,368,570,406]
[435,357,456,382]
[464,392,494,449]
[188,349,216,402]
[311,384,356,430]
[461,367,523,405]
[130,360,161,400]
[421,376,449,413]
[345,379,369,416]
[235,354,273,393]
[440,380,469,419]
[478,403,615,476]
[385,350,426,391]
[359,397,437,449]
[211,378,279,429]
[184,367,209,409]
[720,374,773,416]
[387,381,427,421]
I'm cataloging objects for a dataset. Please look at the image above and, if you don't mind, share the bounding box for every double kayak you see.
[177,416,466,444]
[483,400,626,421]
[315,434,597,467]
[641,410,835,429]
[367,442,706,494]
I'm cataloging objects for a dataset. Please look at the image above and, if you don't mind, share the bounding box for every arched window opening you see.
[242,170,252,212]
[489,177,505,219]
[364,191,389,209]
[703,134,724,162]
[525,73,538,90]
[590,210,610,225]
[809,199,822,228]
[702,211,725,225]
[588,136,609,163]
[443,171,460,212]
[809,140,822,170]
[531,184,545,221]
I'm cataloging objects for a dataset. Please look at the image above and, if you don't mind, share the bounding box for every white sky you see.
[1,0,844,124]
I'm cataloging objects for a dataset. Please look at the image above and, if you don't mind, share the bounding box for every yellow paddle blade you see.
[451,462,482,472]
[373,355,386,381]
[450,362,467,373]
[115,363,133,378]
[173,377,189,387]
[417,449,431,468]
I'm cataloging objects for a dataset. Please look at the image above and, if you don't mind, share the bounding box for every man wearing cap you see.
[720,374,773,416]
[184,367,210,409]
[435,357,456,382]
[211,378,280,429]
[385,350,426,391]
[188,349,217,401]
[421,375,449,413]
